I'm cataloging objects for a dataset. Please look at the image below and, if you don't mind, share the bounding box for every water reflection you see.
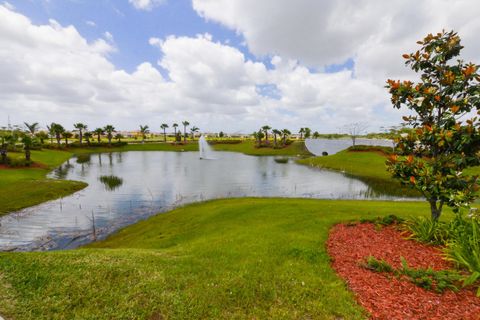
[0,151,418,251]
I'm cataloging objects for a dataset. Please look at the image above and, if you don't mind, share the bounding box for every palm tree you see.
[63,131,73,146]
[24,122,39,136]
[35,131,48,144]
[272,129,282,146]
[94,128,104,143]
[74,123,87,144]
[182,121,189,143]
[50,123,65,146]
[0,133,7,164]
[104,125,116,146]
[115,133,124,142]
[21,135,33,161]
[304,127,311,139]
[139,125,149,143]
[190,126,199,140]
[46,124,55,144]
[172,123,179,141]
[84,131,93,146]
[160,124,169,142]
[281,129,291,145]
[299,127,305,140]
[262,125,271,143]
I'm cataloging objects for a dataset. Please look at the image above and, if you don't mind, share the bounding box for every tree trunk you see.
[25,148,31,161]
[56,134,61,146]
[79,132,83,144]
[274,134,277,146]
[184,128,187,143]
[429,199,443,221]
[163,130,167,142]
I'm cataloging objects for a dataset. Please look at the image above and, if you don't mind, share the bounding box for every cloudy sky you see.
[1,0,479,133]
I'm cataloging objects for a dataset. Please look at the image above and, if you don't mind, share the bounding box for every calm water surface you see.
[0,151,413,251]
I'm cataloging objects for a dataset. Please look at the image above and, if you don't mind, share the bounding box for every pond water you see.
[0,151,414,251]
[305,138,394,155]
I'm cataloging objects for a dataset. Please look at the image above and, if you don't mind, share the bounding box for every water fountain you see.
[199,135,214,159]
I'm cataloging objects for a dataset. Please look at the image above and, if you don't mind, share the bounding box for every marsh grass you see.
[99,175,124,191]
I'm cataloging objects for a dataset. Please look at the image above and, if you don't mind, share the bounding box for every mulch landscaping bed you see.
[327,223,480,320]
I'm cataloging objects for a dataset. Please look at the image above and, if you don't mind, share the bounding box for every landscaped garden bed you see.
[327,222,480,319]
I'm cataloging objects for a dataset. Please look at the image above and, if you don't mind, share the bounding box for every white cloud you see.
[103,31,114,43]
[128,0,165,11]
[191,0,480,130]
[85,20,96,27]
[0,3,447,133]
[192,0,480,71]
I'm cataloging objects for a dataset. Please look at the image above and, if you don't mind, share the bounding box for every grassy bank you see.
[212,140,311,156]
[297,150,391,181]
[0,198,442,319]
[0,149,86,216]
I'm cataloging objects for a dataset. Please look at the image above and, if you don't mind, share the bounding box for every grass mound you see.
[0,198,437,319]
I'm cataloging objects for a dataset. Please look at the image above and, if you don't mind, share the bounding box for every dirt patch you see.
[327,223,480,319]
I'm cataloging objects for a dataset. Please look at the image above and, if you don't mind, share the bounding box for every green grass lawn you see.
[0,149,87,216]
[212,140,311,156]
[297,150,391,181]
[0,198,442,320]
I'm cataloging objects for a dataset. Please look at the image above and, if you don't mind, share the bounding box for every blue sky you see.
[13,0,247,72]
[1,1,478,132]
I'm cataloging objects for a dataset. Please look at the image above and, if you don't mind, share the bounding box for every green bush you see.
[359,214,404,226]
[274,158,289,164]
[403,216,450,245]
[444,215,480,296]
[6,157,32,167]
[362,256,462,293]
[347,145,393,154]
[206,139,243,145]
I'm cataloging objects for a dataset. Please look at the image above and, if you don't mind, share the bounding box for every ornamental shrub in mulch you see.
[327,223,480,320]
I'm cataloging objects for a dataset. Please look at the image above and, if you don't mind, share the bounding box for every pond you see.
[0,151,415,251]
[305,138,394,155]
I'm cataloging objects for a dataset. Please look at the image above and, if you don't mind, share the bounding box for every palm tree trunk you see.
[183,127,187,143]
[25,147,31,161]
[163,129,167,142]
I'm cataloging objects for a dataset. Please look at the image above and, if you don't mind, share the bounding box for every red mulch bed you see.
[327,223,480,320]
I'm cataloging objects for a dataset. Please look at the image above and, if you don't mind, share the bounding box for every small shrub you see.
[274,158,289,164]
[403,216,450,245]
[6,157,32,167]
[99,175,123,191]
[76,154,91,164]
[321,151,328,156]
[444,215,480,296]
[206,139,242,145]
[362,256,462,293]
[347,145,393,154]
[363,256,394,273]
[359,215,404,226]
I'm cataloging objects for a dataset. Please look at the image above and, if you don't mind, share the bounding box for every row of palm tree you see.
[23,120,201,147]
[254,126,292,146]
